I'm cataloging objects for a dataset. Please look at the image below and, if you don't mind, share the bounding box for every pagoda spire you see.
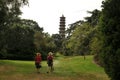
[59,15,66,38]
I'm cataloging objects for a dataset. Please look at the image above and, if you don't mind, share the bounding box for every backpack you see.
[48,56,53,62]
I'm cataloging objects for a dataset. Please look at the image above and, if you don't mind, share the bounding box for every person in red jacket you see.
[35,52,42,73]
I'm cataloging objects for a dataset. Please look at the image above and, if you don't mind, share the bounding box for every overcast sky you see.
[20,0,103,35]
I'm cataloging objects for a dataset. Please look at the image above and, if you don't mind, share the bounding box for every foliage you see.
[0,0,29,59]
[85,9,101,26]
[0,19,43,60]
[42,33,56,59]
[52,34,63,52]
[66,20,84,38]
[89,26,104,66]
[99,0,120,80]
[0,0,28,31]
[64,9,101,56]
[0,0,56,60]
[65,23,94,55]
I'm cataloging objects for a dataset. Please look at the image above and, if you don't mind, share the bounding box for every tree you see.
[5,26,35,60]
[0,0,28,26]
[66,23,94,56]
[52,34,63,52]
[66,20,83,38]
[85,9,101,26]
[64,9,101,56]
[2,19,43,60]
[0,0,28,59]
[100,0,120,80]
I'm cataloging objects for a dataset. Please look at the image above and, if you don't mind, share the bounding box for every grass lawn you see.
[0,55,110,80]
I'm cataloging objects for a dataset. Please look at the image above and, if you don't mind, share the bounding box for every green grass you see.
[0,56,110,80]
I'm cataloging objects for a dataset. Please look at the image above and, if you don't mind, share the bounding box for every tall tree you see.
[100,0,120,80]
[0,0,28,58]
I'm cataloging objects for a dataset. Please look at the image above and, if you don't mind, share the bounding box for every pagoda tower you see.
[59,15,66,38]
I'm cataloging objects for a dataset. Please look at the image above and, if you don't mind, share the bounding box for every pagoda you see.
[59,15,66,38]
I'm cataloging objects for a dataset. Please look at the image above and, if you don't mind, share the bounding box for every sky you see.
[20,0,103,35]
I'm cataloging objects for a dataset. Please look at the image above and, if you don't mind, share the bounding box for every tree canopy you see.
[99,0,120,80]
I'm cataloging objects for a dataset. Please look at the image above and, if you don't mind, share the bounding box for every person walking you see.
[35,52,42,73]
[47,52,54,73]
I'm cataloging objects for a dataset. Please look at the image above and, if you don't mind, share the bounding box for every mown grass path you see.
[0,56,109,80]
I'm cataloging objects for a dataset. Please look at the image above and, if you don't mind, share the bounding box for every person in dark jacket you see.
[47,52,54,73]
